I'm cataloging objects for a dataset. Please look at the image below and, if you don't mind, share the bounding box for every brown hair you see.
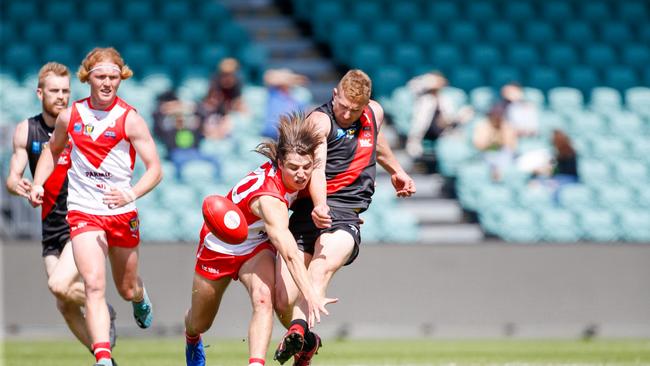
[552,129,576,158]
[338,69,372,105]
[38,62,70,88]
[77,47,133,83]
[256,112,321,167]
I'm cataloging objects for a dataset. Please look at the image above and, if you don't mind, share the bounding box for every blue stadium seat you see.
[122,0,153,21]
[523,22,556,44]
[625,87,650,116]
[506,44,539,69]
[475,185,515,212]
[368,21,403,47]
[446,22,480,45]
[139,210,177,241]
[565,66,600,95]
[140,22,172,45]
[351,44,384,76]
[541,1,574,23]
[470,87,497,114]
[527,67,560,93]
[466,1,498,23]
[576,208,619,241]
[330,22,365,62]
[63,21,94,50]
[389,2,421,24]
[613,160,649,185]
[180,160,219,184]
[557,185,595,209]
[392,43,425,75]
[83,1,114,22]
[161,1,192,21]
[622,44,650,70]
[489,66,522,89]
[24,23,55,46]
[503,2,535,23]
[579,1,610,23]
[426,1,459,24]
[545,44,579,69]
[178,23,211,45]
[311,2,345,41]
[429,44,463,73]
[8,2,38,22]
[198,1,230,21]
[605,66,638,91]
[495,208,539,242]
[485,22,518,45]
[4,45,37,76]
[372,66,407,98]
[121,43,155,75]
[450,67,484,91]
[599,22,633,44]
[217,22,250,49]
[618,209,650,242]
[560,22,595,45]
[160,43,193,72]
[468,45,502,70]
[583,44,617,69]
[516,187,554,209]
[409,22,442,47]
[607,112,644,139]
[43,45,75,68]
[200,45,230,70]
[578,159,611,187]
[565,111,607,138]
[537,208,580,242]
[351,1,382,21]
[590,139,627,161]
[548,87,584,113]
[45,2,76,21]
[617,1,647,24]
[100,21,132,49]
[590,87,623,113]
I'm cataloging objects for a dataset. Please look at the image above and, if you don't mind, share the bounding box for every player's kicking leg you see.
[108,245,152,329]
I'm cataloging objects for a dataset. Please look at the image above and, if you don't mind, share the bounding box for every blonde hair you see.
[77,47,133,83]
[338,69,372,105]
[38,62,70,88]
[256,112,321,167]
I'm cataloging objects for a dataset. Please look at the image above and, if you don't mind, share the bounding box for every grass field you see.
[3,338,650,366]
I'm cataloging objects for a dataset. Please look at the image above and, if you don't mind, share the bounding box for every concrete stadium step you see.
[237,18,302,40]
[398,198,464,225]
[259,39,320,59]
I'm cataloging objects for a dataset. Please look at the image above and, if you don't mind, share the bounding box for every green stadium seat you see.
[536,208,581,242]
[625,87,650,116]
[468,45,502,70]
[122,0,153,21]
[565,66,600,95]
[545,44,579,69]
[576,208,618,242]
[503,2,535,23]
[560,22,595,45]
[447,22,480,45]
[523,22,556,44]
[527,67,560,93]
[429,44,463,72]
[485,22,518,45]
[618,209,650,242]
[161,1,192,21]
[506,44,539,69]
[580,1,610,22]
[606,67,639,91]
[389,2,420,24]
[426,1,459,24]
[542,1,574,23]
[100,21,132,49]
[599,22,633,44]
[590,87,622,113]
[409,22,442,47]
[548,87,584,113]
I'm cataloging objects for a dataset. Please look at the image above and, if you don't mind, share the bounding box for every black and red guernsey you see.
[311,100,378,211]
[26,114,71,241]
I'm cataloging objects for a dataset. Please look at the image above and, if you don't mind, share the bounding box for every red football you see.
[202,195,248,244]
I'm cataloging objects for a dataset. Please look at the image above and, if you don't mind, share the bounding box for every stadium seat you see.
[122,0,153,21]
[372,66,407,98]
[469,87,496,114]
[599,22,633,44]
[504,2,535,23]
[369,21,403,47]
[475,184,515,212]
[446,22,480,45]
[618,209,650,242]
[180,160,219,185]
[200,45,230,70]
[178,23,211,45]
[614,160,649,185]
[625,87,650,116]
[466,1,498,22]
[597,185,635,210]
[82,1,114,22]
[140,22,172,45]
[557,185,595,209]
[590,139,627,161]
[506,44,539,69]
[426,1,460,24]
[392,43,425,74]
[121,43,155,75]
[351,44,384,76]
[565,66,600,95]
[605,67,639,91]
[578,159,611,187]
[468,45,502,70]
[63,21,94,50]
[618,1,647,24]
[429,44,463,73]
[560,22,595,45]
[217,22,250,49]
[536,208,581,242]
[435,138,476,177]
[450,67,484,91]
[516,186,554,209]
[527,67,560,93]
[330,22,365,62]
[485,22,518,45]
[541,1,574,23]
[523,22,556,44]
[311,2,345,41]
[389,2,421,24]
[139,210,177,241]
[176,207,205,243]
[4,45,37,75]
[576,208,618,242]
[409,22,442,47]
[351,1,382,22]
[607,112,644,138]
[161,1,192,21]
[489,66,522,90]
[622,44,650,70]
[548,87,584,113]
[198,1,230,21]
[579,1,610,22]
[24,23,55,46]
[590,87,622,113]
[8,2,38,22]
[524,87,546,107]
[495,208,539,242]
[584,44,618,69]
[43,45,75,69]
[99,21,132,49]
[45,2,76,21]
[545,44,579,69]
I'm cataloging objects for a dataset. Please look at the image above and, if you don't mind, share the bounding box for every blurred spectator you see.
[472,104,518,181]
[405,71,473,160]
[530,129,579,197]
[262,68,308,140]
[153,90,220,179]
[201,58,245,115]
[498,82,539,137]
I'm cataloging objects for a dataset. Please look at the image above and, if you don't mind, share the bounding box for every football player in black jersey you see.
[274,70,416,365]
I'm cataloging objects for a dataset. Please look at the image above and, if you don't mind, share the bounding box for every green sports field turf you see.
[4,338,650,365]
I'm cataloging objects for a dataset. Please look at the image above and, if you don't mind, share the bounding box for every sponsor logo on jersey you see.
[334,128,346,141]
[84,124,94,135]
[57,155,69,165]
[71,222,87,231]
[359,138,373,148]
[73,122,82,133]
[85,171,113,179]
[129,217,139,232]
[201,265,220,275]
[31,141,41,153]
[104,131,117,138]
[346,128,357,138]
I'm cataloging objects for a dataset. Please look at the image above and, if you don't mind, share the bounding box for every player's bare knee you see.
[48,277,71,301]
[251,285,273,313]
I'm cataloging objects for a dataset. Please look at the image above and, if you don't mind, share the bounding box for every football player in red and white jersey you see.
[30,48,162,366]
[184,113,337,366]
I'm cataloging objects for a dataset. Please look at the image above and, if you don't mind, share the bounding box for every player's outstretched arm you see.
[29,109,71,206]
[6,120,32,199]
[251,195,337,327]
[106,110,162,208]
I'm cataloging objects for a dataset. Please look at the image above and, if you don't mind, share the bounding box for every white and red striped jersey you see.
[200,161,298,256]
[66,97,137,215]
